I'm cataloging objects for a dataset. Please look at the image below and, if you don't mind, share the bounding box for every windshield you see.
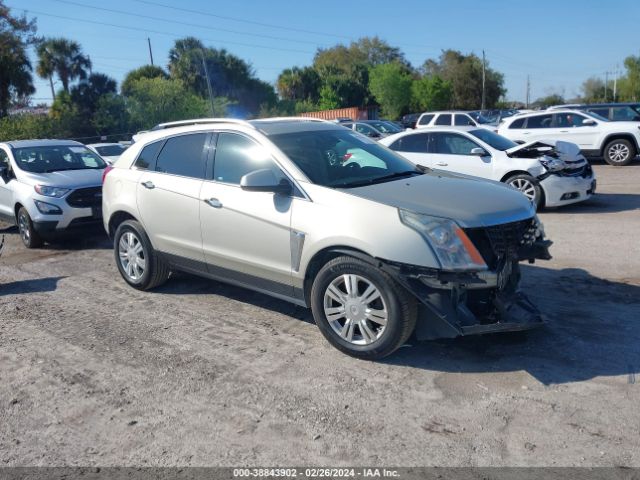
[469,129,518,151]
[583,110,609,122]
[268,129,422,188]
[95,144,127,156]
[12,145,106,173]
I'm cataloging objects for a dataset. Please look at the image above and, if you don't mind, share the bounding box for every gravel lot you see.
[1,163,639,467]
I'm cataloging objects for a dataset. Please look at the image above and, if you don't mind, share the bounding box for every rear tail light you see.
[102,165,114,184]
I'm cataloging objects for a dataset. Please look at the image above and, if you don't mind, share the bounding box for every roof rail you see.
[152,118,256,130]
[252,116,332,123]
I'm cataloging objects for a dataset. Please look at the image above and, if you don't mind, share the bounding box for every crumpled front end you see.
[380,217,552,340]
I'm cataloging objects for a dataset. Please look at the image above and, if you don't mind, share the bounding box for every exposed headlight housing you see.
[34,185,70,198]
[34,200,63,215]
[539,156,565,172]
[399,210,487,271]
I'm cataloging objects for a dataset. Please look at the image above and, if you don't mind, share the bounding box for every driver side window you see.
[212,133,283,185]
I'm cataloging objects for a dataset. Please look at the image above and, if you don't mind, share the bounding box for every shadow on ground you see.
[544,192,640,214]
[156,263,639,386]
[0,276,66,296]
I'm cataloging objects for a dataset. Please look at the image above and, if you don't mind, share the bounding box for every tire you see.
[310,256,417,360]
[17,207,43,248]
[505,173,543,209]
[114,219,170,290]
[603,139,635,166]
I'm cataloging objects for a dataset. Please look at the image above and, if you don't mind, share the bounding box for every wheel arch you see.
[108,210,139,239]
[500,170,533,183]
[302,245,376,306]
[600,133,639,155]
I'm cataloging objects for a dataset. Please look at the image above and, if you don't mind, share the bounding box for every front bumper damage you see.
[378,226,552,341]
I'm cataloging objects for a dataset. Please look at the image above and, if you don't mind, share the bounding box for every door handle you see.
[435,162,448,166]
[204,198,223,208]
[141,181,155,189]
[560,130,569,133]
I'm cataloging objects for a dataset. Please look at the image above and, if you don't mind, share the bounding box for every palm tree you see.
[36,38,91,98]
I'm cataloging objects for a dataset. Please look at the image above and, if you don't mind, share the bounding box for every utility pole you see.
[481,50,486,110]
[613,64,619,101]
[604,71,609,102]
[147,37,154,66]
[200,51,215,116]
[525,75,530,108]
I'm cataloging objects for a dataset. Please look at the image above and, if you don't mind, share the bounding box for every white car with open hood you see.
[380,127,596,208]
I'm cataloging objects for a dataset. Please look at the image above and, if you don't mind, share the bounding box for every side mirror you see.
[470,147,488,156]
[240,169,292,195]
[582,119,596,126]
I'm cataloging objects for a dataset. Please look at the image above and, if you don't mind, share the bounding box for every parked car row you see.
[1,117,553,360]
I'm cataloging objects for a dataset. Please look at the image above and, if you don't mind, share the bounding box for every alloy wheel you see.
[118,231,146,281]
[609,143,630,163]
[18,212,30,244]
[509,178,537,202]
[323,274,388,345]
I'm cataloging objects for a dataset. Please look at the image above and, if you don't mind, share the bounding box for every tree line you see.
[1,1,640,142]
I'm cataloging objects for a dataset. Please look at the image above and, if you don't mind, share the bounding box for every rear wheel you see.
[17,207,43,248]
[604,139,635,166]
[114,220,170,290]
[505,173,543,208]
[310,256,416,360]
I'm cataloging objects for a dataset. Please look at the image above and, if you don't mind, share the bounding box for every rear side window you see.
[509,118,525,129]
[525,115,552,129]
[134,140,163,170]
[588,108,610,119]
[418,114,434,125]
[431,132,480,155]
[155,133,208,179]
[388,133,430,153]
[213,133,280,185]
[454,114,475,126]
[435,114,452,126]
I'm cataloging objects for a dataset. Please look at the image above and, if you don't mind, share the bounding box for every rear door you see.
[136,132,210,263]
[430,132,493,179]
[454,114,477,127]
[434,114,452,126]
[199,132,294,294]
[387,133,432,166]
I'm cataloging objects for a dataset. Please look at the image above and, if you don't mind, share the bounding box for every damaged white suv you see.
[381,127,596,208]
[103,118,552,359]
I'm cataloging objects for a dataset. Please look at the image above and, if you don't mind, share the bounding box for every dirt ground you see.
[1,162,639,467]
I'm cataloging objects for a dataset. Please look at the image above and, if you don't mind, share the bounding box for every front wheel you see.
[17,207,43,248]
[505,173,543,209]
[310,256,417,360]
[604,139,635,166]
[114,220,170,290]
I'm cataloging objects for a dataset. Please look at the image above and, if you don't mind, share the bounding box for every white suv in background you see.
[498,109,640,166]
[380,127,595,208]
[416,111,494,130]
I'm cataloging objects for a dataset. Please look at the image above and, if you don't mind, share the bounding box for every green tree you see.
[92,93,128,136]
[124,77,217,130]
[618,54,640,102]
[0,2,36,117]
[368,63,413,119]
[411,75,452,111]
[121,65,167,96]
[35,37,91,95]
[581,77,606,103]
[423,50,505,109]
[532,94,565,108]
[318,85,340,110]
[276,66,320,102]
[168,37,275,115]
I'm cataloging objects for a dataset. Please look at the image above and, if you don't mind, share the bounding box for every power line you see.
[11,6,315,55]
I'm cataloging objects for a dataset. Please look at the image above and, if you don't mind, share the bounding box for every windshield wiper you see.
[338,170,422,188]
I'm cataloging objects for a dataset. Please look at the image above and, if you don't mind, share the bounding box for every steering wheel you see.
[324,149,339,166]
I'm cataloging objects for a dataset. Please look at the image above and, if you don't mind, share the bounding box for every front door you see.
[429,132,493,179]
[0,148,14,221]
[199,132,293,295]
[552,112,600,149]
[136,132,210,263]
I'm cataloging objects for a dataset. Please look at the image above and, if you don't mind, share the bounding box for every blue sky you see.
[13,0,640,105]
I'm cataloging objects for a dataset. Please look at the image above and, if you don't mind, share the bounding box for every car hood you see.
[341,171,535,228]
[506,140,584,163]
[18,168,104,188]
